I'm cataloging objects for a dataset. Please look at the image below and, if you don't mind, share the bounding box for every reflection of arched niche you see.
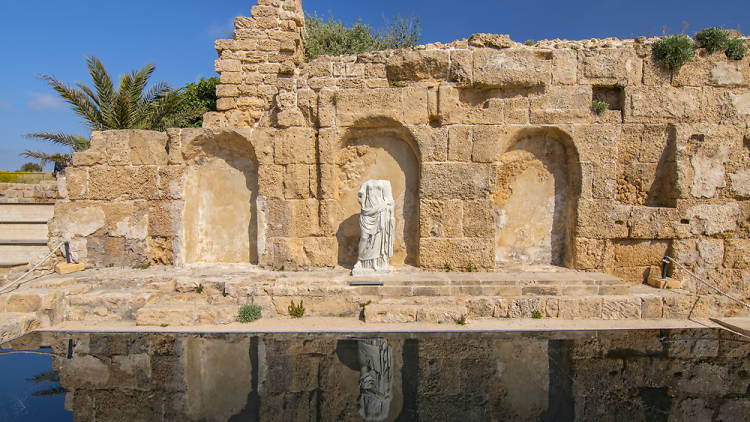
[182,131,258,264]
[335,130,419,267]
[494,130,579,267]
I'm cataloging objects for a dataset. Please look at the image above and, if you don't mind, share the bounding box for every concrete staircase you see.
[0,203,54,273]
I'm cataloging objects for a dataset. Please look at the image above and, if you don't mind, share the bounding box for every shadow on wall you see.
[494,128,580,268]
[182,131,259,264]
[335,123,420,268]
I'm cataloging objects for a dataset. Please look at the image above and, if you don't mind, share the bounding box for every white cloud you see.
[27,92,65,111]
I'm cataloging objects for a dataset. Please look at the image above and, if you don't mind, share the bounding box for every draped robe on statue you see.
[352,180,395,275]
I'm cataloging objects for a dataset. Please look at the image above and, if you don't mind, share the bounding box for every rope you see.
[0,242,64,295]
[664,256,750,311]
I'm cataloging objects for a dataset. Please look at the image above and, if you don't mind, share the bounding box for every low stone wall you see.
[0,181,57,203]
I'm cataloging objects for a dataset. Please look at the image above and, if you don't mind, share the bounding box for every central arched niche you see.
[493,128,579,267]
[334,124,419,267]
[182,130,258,264]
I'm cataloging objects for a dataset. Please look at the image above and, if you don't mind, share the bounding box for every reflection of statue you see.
[357,338,393,421]
[352,180,395,276]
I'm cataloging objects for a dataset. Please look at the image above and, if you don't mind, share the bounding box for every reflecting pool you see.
[1,328,748,421]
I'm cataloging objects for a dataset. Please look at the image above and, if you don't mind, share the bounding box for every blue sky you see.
[1,0,748,171]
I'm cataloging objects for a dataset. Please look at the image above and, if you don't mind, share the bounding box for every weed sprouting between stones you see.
[591,99,608,114]
[653,34,695,68]
[288,300,305,318]
[532,310,543,319]
[237,304,262,323]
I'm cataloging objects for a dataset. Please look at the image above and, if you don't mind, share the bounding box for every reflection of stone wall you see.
[38,330,749,421]
[52,0,750,293]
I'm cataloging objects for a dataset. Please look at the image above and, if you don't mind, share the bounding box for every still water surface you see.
[0,328,748,421]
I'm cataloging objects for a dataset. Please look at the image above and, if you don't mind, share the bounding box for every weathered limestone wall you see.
[52,0,750,299]
[0,181,57,203]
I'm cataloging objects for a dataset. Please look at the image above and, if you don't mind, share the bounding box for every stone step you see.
[0,203,54,223]
[64,291,157,321]
[0,244,50,263]
[0,223,48,241]
[135,304,238,326]
[0,312,40,344]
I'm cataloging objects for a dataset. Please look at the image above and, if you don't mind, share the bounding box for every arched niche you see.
[493,128,580,268]
[182,131,259,264]
[334,123,420,267]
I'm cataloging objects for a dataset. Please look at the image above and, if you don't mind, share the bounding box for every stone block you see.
[710,62,744,86]
[724,239,750,268]
[88,166,159,200]
[574,238,613,270]
[284,164,314,199]
[575,200,630,238]
[264,199,292,237]
[258,164,284,199]
[685,203,739,235]
[473,49,551,88]
[629,87,701,121]
[552,49,577,84]
[64,167,88,200]
[421,163,493,200]
[558,297,602,319]
[627,206,679,239]
[411,125,447,162]
[571,124,619,163]
[601,297,641,320]
[290,199,319,237]
[462,200,494,238]
[471,125,512,163]
[302,237,336,267]
[157,166,185,200]
[403,87,429,124]
[640,295,663,319]
[582,48,641,84]
[449,50,473,86]
[729,169,750,197]
[613,240,670,267]
[364,304,417,323]
[147,201,182,238]
[55,202,106,237]
[419,238,494,269]
[529,85,591,123]
[448,126,472,161]
[273,127,315,164]
[54,262,85,274]
[335,89,402,127]
[386,49,449,81]
[419,199,463,238]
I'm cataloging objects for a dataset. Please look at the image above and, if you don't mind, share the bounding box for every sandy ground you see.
[44,317,750,334]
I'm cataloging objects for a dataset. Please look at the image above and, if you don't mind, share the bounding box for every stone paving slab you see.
[0,265,748,340]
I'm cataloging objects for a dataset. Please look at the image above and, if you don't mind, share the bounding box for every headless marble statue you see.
[352,180,395,276]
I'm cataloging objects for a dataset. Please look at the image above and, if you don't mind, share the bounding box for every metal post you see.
[64,241,71,263]
[661,256,669,279]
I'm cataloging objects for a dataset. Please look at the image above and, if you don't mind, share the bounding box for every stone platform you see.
[1,264,749,343]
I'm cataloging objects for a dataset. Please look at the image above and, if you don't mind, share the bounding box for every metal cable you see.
[664,256,750,311]
[0,242,64,295]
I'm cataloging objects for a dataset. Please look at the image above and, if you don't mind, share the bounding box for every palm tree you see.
[24,56,203,168]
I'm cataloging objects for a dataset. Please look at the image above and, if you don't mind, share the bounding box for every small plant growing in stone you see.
[160,323,168,327]
[195,284,204,294]
[359,300,372,308]
[524,39,535,46]
[653,34,696,68]
[105,263,114,268]
[288,300,305,318]
[390,81,406,88]
[465,262,475,272]
[726,38,746,60]
[331,93,338,105]
[132,263,151,270]
[532,310,543,319]
[237,304,262,323]
[695,27,730,53]
[590,99,608,114]
[444,263,452,272]
[456,314,467,325]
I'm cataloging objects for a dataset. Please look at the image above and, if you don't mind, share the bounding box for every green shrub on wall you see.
[726,38,746,60]
[695,27,730,53]
[653,35,696,68]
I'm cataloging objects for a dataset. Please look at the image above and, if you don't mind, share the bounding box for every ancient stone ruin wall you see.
[51,0,750,298]
[0,181,57,203]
